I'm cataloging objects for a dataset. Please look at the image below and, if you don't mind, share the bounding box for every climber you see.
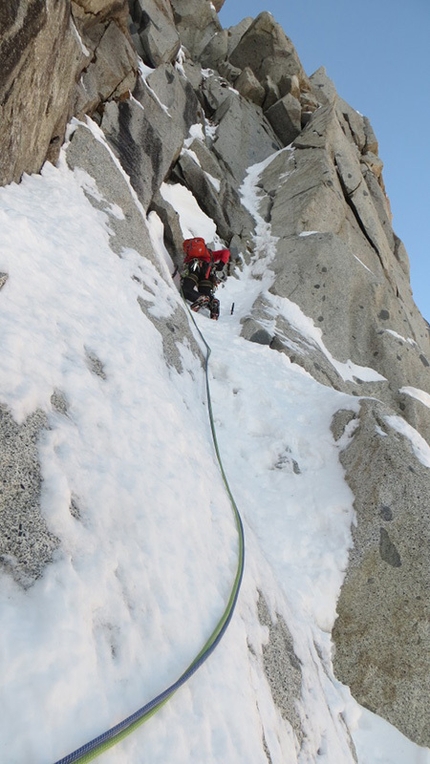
[180,237,230,320]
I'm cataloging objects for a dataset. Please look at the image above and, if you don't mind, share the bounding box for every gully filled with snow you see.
[0,134,428,764]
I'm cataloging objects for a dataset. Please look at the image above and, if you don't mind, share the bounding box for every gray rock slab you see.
[66,123,203,375]
[333,398,430,747]
[145,63,203,135]
[212,92,282,184]
[175,136,255,241]
[361,166,395,252]
[257,593,304,745]
[243,214,430,436]
[101,75,185,210]
[184,137,224,182]
[65,122,155,260]
[297,89,393,274]
[363,116,379,154]
[261,145,347,237]
[336,97,367,152]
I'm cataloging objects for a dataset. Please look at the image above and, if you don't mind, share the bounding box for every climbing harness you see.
[52,306,245,764]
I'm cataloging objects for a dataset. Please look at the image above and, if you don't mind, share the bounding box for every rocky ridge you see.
[1,0,429,755]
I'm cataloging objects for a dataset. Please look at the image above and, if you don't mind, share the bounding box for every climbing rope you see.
[53,306,245,764]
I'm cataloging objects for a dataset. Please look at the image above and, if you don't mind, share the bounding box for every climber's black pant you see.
[181,275,215,302]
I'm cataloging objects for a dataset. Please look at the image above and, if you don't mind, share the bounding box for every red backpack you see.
[183,237,212,264]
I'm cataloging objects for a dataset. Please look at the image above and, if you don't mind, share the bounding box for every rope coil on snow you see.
[53,305,245,764]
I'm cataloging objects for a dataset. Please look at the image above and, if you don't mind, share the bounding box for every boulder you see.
[128,0,180,67]
[0,0,88,185]
[169,0,222,59]
[217,61,242,84]
[265,93,302,146]
[179,57,204,92]
[261,75,281,111]
[201,73,234,113]
[234,67,266,108]
[333,398,430,748]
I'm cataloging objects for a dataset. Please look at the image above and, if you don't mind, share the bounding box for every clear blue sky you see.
[219,0,430,323]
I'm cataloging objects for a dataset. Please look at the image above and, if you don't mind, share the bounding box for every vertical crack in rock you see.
[334,157,380,258]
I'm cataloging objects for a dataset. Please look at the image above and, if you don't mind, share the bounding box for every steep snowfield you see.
[0,145,428,764]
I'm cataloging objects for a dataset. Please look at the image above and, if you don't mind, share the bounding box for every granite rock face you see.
[101,65,199,210]
[0,0,87,185]
[332,400,430,747]
[0,0,138,186]
[239,62,430,746]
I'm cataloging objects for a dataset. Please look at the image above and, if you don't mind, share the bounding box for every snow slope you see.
[0,141,428,764]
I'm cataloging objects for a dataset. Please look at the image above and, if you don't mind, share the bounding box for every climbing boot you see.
[209,297,220,320]
[191,295,210,312]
